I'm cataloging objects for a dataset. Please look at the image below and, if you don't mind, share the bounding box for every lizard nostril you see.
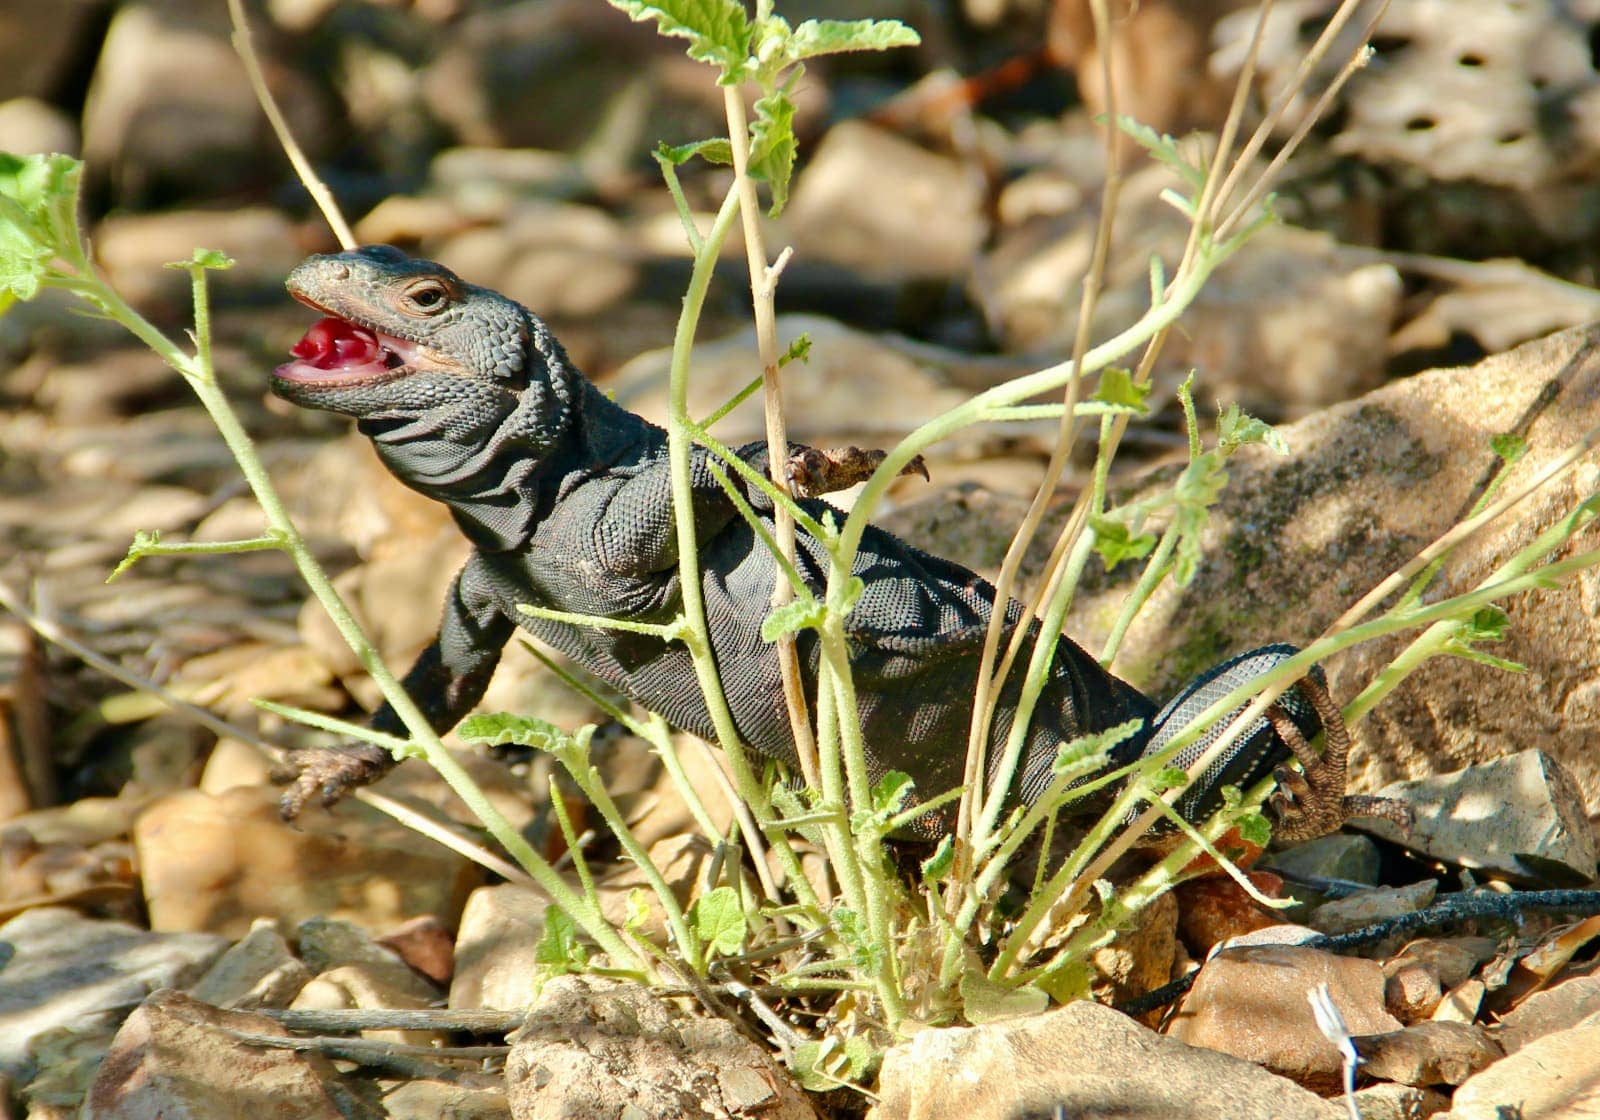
[328,263,350,280]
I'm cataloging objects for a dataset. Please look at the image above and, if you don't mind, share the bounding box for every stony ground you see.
[7,1,1600,1117]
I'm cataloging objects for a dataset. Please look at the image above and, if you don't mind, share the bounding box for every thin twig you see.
[225,0,356,249]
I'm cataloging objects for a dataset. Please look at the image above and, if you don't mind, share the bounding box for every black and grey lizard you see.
[270,245,1402,845]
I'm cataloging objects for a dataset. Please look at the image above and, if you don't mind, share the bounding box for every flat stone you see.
[1309,880,1438,937]
[186,920,309,1010]
[1359,750,1597,885]
[0,908,226,1077]
[133,786,477,938]
[1167,943,1402,1091]
[1350,1020,1502,1086]
[1349,1082,1450,1120]
[870,997,1341,1120]
[1449,1011,1600,1118]
[384,1080,510,1120]
[80,989,346,1120]
[1493,974,1600,1053]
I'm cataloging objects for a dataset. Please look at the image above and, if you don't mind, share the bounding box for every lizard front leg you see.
[279,555,514,819]
[1265,676,1413,845]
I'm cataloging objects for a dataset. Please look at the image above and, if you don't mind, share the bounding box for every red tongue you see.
[291,317,381,369]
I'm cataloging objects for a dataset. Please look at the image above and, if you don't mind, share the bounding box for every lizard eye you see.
[402,280,450,314]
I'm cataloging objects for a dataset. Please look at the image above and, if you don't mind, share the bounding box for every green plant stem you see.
[661,181,826,927]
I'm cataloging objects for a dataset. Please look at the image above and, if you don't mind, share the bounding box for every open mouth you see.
[275,315,421,385]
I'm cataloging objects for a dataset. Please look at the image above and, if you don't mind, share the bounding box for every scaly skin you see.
[270,245,1400,844]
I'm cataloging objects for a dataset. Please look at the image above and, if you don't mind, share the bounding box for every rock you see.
[1166,943,1402,1091]
[1448,1011,1600,1118]
[1172,874,1284,956]
[0,98,78,157]
[1358,751,1597,885]
[92,208,309,310]
[0,0,103,103]
[449,883,550,1013]
[1385,961,1443,1023]
[595,834,715,944]
[1349,1082,1451,1120]
[870,997,1342,1120]
[291,962,440,1047]
[1392,938,1495,992]
[384,1080,511,1120]
[786,121,986,281]
[505,975,814,1120]
[434,203,637,319]
[186,920,310,1010]
[1494,974,1600,1053]
[133,786,477,938]
[80,2,327,203]
[377,914,455,986]
[295,916,414,976]
[1091,890,1178,1005]
[1073,324,1600,816]
[1263,833,1382,888]
[1309,880,1438,938]
[80,989,347,1119]
[1434,978,1487,1024]
[609,314,982,467]
[1350,1020,1502,1087]
[0,908,226,1077]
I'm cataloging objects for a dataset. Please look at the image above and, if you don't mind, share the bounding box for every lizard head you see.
[272,245,536,416]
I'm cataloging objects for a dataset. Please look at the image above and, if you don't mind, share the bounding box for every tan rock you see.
[785,121,987,281]
[1070,324,1600,816]
[1359,751,1597,885]
[1493,974,1600,1053]
[1167,943,1402,1091]
[506,975,814,1120]
[291,961,440,1047]
[1351,1020,1502,1087]
[134,785,477,938]
[871,997,1341,1120]
[1309,880,1438,937]
[450,883,551,1013]
[1448,1011,1600,1118]
[187,920,310,1010]
[81,990,345,1120]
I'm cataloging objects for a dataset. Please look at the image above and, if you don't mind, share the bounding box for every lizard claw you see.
[276,742,395,821]
[785,446,929,498]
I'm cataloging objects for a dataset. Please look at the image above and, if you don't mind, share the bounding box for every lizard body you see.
[271,245,1392,843]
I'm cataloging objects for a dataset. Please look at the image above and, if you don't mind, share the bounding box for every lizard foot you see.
[1265,677,1413,845]
[785,446,929,498]
[276,742,396,821]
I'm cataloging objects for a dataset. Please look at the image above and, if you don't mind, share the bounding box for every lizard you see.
[269,245,1405,847]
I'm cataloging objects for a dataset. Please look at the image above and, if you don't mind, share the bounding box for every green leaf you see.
[624,888,653,932]
[656,138,734,166]
[1149,766,1190,792]
[1218,403,1288,455]
[1491,432,1528,465]
[1089,514,1157,570]
[960,972,1049,1024]
[791,1035,877,1091]
[165,248,236,271]
[458,712,571,751]
[778,332,811,368]
[761,594,825,642]
[1238,810,1272,848]
[1052,719,1141,778]
[0,152,81,306]
[108,528,161,582]
[748,87,797,215]
[606,0,751,76]
[689,885,747,956]
[831,907,883,975]
[1077,367,1151,417]
[786,18,920,60]
[534,909,589,973]
[1111,116,1205,187]
[1034,959,1093,1004]
[920,835,954,881]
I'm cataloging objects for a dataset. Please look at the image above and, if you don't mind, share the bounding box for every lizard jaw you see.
[275,313,422,389]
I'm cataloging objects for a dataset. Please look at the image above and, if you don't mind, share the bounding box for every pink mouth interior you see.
[276,316,418,382]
